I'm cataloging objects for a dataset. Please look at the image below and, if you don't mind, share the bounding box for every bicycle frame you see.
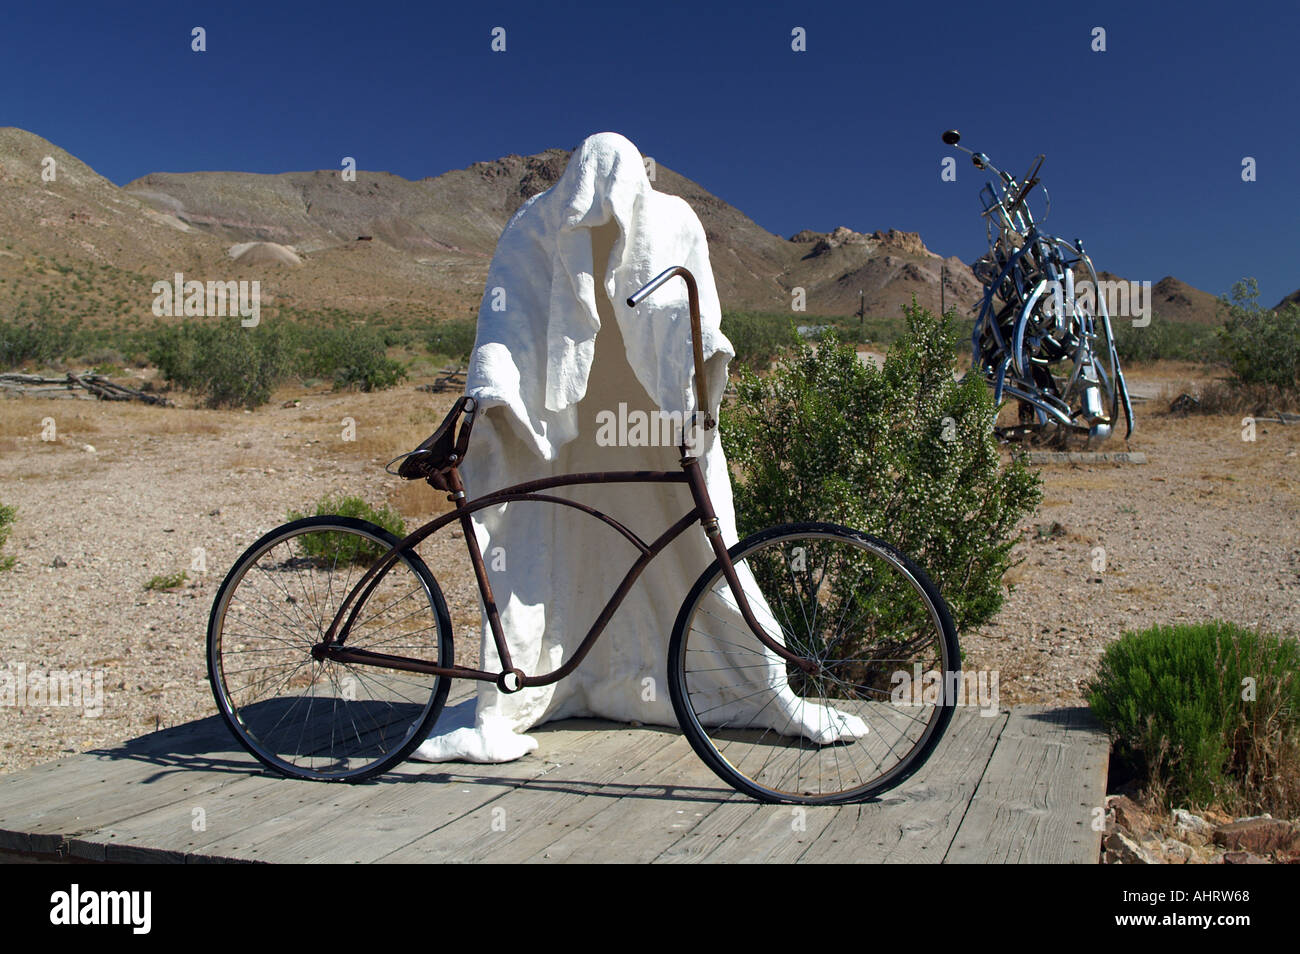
[314,267,812,694]
[947,130,1134,440]
[974,229,1128,431]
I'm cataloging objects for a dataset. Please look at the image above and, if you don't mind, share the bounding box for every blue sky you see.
[3,0,1297,304]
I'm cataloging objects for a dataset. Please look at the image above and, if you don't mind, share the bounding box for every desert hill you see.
[0,127,1229,328]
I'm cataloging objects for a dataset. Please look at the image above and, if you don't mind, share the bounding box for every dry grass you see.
[1157,377,1300,417]
[386,479,452,522]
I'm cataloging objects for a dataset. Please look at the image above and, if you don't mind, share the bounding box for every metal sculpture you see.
[943,130,1133,443]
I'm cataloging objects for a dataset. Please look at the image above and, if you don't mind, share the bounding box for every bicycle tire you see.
[207,515,453,782]
[668,522,960,805]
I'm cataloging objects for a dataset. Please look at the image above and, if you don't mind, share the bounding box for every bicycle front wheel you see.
[668,523,960,804]
[207,516,453,782]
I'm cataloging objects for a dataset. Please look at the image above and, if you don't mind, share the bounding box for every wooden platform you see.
[0,690,1109,864]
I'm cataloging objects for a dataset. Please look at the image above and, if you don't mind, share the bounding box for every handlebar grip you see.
[625,266,715,433]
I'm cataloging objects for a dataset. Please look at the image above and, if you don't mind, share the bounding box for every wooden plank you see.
[80,760,440,863]
[1,701,1110,864]
[3,680,480,860]
[654,800,834,864]
[73,685,495,863]
[0,717,263,856]
[945,706,1109,864]
[509,738,736,864]
[710,708,1007,863]
[0,716,234,804]
[380,723,682,863]
[1026,451,1147,465]
[252,721,631,864]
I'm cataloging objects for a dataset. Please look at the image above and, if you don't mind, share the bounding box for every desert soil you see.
[0,362,1297,774]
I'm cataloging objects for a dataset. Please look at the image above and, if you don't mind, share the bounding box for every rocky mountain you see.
[0,126,1228,329]
[787,226,983,318]
[1092,272,1223,326]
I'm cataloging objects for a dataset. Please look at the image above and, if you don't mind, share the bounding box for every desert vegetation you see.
[1089,621,1300,817]
[724,303,1042,633]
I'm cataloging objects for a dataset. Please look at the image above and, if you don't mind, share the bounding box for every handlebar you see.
[626,265,715,433]
[1005,154,1044,217]
[943,130,1047,230]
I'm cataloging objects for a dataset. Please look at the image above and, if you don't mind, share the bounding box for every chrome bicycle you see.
[943,129,1134,443]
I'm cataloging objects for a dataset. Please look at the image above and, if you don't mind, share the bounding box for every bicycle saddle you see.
[387,395,476,490]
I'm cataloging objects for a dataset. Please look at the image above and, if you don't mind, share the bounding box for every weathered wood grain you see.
[945,706,1109,864]
[0,703,1108,863]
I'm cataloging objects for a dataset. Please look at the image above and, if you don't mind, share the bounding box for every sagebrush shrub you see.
[1087,621,1300,815]
[719,311,798,371]
[287,495,406,566]
[1217,278,1300,393]
[0,502,16,571]
[0,294,82,370]
[723,301,1042,632]
[148,319,291,409]
[296,325,407,392]
[1112,313,1217,365]
[425,319,478,364]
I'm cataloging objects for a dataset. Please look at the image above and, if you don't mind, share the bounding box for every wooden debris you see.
[1026,450,1148,465]
[415,367,467,394]
[0,372,172,406]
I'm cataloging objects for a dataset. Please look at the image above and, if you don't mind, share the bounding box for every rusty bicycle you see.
[207,266,960,804]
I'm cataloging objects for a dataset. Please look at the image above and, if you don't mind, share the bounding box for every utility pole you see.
[940,262,946,317]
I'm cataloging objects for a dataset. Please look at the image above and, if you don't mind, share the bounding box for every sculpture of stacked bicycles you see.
[943,130,1133,444]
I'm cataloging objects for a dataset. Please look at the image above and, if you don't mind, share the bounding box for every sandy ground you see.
[0,364,1297,774]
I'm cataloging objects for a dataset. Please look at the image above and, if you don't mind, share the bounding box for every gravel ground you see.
[1,369,1297,774]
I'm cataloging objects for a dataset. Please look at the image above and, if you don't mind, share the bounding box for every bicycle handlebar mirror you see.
[941,129,961,145]
[626,265,716,435]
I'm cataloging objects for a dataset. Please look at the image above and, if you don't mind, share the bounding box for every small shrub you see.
[424,318,478,364]
[1216,278,1300,396]
[0,295,82,369]
[144,570,188,590]
[719,311,797,371]
[1088,621,1300,815]
[1113,313,1217,365]
[296,325,407,392]
[724,301,1043,633]
[287,495,406,566]
[148,319,292,409]
[0,503,16,571]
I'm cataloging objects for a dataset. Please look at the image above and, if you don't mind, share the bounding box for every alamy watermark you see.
[1042,278,1151,327]
[1,662,104,717]
[50,884,150,934]
[151,272,260,326]
[890,664,999,717]
[594,402,707,455]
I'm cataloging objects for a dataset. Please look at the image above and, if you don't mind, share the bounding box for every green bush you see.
[1112,313,1218,365]
[1087,621,1300,815]
[720,311,799,371]
[295,325,407,392]
[723,301,1042,632]
[1216,278,1300,392]
[0,295,83,369]
[148,319,292,409]
[144,570,188,590]
[0,502,16,571]
[287,495,406,566]
[424,318,478,364]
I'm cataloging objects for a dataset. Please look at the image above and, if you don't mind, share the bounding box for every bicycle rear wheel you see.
[668,523,960,804]
[207,516,453,782]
